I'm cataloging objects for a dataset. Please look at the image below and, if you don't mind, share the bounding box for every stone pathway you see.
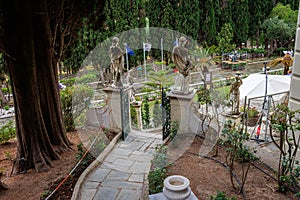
[76,129,162,200]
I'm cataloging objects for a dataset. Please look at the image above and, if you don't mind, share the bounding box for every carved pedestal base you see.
[168,91,196,133]
[222,112,244,126]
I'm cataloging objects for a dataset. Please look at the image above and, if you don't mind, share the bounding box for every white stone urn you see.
[163,175,191,200]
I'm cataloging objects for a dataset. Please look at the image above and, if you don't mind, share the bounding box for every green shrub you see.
[60,85,93,131]
[148,168,167,194]
[148,144,169,194]
[1,88,8,94]
[134,96,141,101]
[240,106,259,118]
[221,120,257,192]
[169,121,179,141]
[130,105,137,128]
[76,73,97,84]
[0,120,16,144]
[210,191,236,200]
[142,96,150,129]
[60,78,76,87]
[3,105,9,110]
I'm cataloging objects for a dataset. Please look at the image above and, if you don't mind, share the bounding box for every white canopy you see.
[240,73,291,100]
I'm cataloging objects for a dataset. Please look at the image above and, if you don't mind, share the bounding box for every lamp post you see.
[262,61,269,142]
[263,62,268,110]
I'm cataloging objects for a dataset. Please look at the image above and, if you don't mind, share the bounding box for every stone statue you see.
[229,74,243,114]
[172,36,194,94]
[109,37,125,87]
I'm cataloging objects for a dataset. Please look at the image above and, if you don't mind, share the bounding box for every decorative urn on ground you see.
[163,175,191,200]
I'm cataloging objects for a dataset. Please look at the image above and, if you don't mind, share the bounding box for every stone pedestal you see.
[103,87,122,130]
[103,86,132,131]
[222,112,244,126]
[168,91,196,133]
[131,101,143,130]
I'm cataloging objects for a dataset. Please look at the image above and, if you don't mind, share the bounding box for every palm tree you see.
[190,46,216,75]
[268,53,293,75]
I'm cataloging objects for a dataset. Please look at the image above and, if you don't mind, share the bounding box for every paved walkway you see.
[76,129,162,200]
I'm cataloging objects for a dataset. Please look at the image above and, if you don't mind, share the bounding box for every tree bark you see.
[1,0,71,173]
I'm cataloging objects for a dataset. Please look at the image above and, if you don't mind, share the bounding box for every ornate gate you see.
[120,87,130,140]
[162,87,171,140]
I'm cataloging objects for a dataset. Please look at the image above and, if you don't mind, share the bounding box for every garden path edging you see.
[71,132,122,200]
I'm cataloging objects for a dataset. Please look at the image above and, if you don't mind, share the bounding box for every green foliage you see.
[270,103,300,193]
[60,85,93,131]
[60,78,76,87]
[0,120,16,144]
[191,46,215,72]
[3,105,9,111]
[88,136,107,158]
[217,23,235,53]
[221,120,256,192]
[248,1,269,42]
[169,121,179,142]
[202,1,218,46]
[210,191,236,200]
[261,16,294,45]
[270,3,297,27]
[134,96,141,101]
[232,0,250,46]
[148,168,168,194]
[1,88,8,94]
[152,100,162,128]
[130,105,138,128]
[197,89,211,105]
[40,190,51,200]
[142,96,150,129]
[148,144,169,194]
[145,69,175,90]
[222,121,256,162]
[152,144,168,171]
[76,73,97,84]
[140,87,154,93]
[240,106,259,118]
[261,3,297,51]
[76,143,94,166]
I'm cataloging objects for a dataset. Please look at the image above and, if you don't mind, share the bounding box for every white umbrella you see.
[240,73,291,100]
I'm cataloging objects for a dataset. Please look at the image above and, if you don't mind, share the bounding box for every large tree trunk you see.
[2,0,71,173]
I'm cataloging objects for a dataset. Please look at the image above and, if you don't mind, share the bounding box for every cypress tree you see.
[248,0,265,47]
[142,96,150,128]
[103,0,139,35]
[220,0,233,29]
[202,0,218,46]
[145,0,165,27]
[176,0,201,40]
[232,0,250,47]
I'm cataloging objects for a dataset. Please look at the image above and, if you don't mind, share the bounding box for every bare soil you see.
[166,134,298,200]
[0,132,84,200]
[0,128,118,200]
[1,130,298,200]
